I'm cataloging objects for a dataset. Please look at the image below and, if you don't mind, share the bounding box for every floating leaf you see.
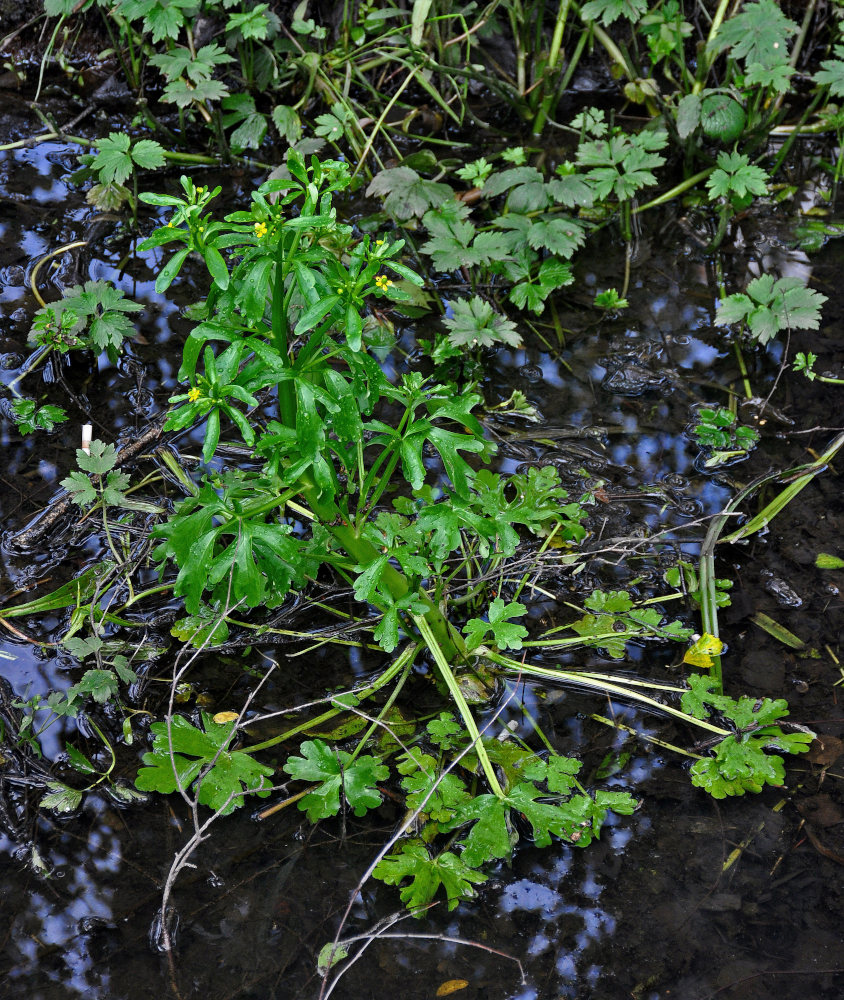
[41,781,83,813]
[136,713,273,815]
[372,840,487,914]
[437,981,469,997]
[316,942,350,975]
[683,633,724,669]
[816,553,844,569]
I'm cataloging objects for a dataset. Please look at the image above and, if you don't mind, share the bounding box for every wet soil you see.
[1,78,843,1000]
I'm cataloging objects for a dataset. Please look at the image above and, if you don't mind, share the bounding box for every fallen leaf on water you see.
[212,711,239,724]
[436,981,469,997]
[683,633,724,669]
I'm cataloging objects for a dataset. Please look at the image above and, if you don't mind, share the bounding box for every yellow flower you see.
[196,186,205,194]
[254,221,268,238]
[375,274,392,289]
[187,387,202,403]
[375,239,384,246]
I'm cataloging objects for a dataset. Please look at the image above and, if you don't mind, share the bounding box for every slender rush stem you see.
[720,432,844,545]
[245,644,420,754]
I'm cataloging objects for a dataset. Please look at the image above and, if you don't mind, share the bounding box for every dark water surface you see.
[1,93,843,1000]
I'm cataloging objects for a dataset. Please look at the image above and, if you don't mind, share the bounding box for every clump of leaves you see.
[8,398,68,435]
[374,720,638,914]
[30,281,142,362]
[665,561,733,609]
[60,438,160,514]
[365,166,453,220]
[576,129,668,202]
[793,352,844,384]
[372,840,487,913]
[690,406,759,467]
[716,275,827,344]
[681,675,812,797]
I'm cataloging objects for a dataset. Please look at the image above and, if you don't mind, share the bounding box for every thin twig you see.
[319,676,524,999]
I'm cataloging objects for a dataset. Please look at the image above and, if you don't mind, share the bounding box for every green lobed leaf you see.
[442,296,521,349]
[463,597,528,651]
[136,712,273,815]
[372,840,487,914]
[282,739,389,821]
[580,0,647,26]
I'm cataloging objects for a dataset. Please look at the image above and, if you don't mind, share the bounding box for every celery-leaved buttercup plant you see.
[126,155,813,913]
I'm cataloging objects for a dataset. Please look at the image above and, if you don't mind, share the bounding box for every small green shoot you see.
[691,407,759,467]
[594,288,629,310]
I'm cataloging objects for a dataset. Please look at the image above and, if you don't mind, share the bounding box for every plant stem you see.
[720,432,844,544]
[692,0,732,95]
[245,645,420,754]
[633,169,712,214]
[486,654,730,737]
[413,614,505,799]
[733,340,753,400]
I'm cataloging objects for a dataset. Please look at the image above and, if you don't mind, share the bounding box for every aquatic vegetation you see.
[4,0,842,939]
[3,143,818,912]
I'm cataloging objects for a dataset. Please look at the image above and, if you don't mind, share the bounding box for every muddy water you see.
[1,95,843,1000]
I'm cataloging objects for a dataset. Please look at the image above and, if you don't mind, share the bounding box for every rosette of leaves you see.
[681,675,812,798]
[373,715,637,914]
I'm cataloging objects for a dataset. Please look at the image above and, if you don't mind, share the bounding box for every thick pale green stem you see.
[692,0,733,95]
[414,615,505,799]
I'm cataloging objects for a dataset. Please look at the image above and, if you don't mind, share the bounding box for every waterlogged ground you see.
[1,84,844,1000]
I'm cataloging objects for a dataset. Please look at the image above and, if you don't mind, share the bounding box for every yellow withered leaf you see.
[683,633,724,669]
[436,981,469,997]
[212,711,239,724]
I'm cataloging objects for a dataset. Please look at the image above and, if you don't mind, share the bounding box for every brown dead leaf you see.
[796,793,843,829]
[805,735,844,767]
